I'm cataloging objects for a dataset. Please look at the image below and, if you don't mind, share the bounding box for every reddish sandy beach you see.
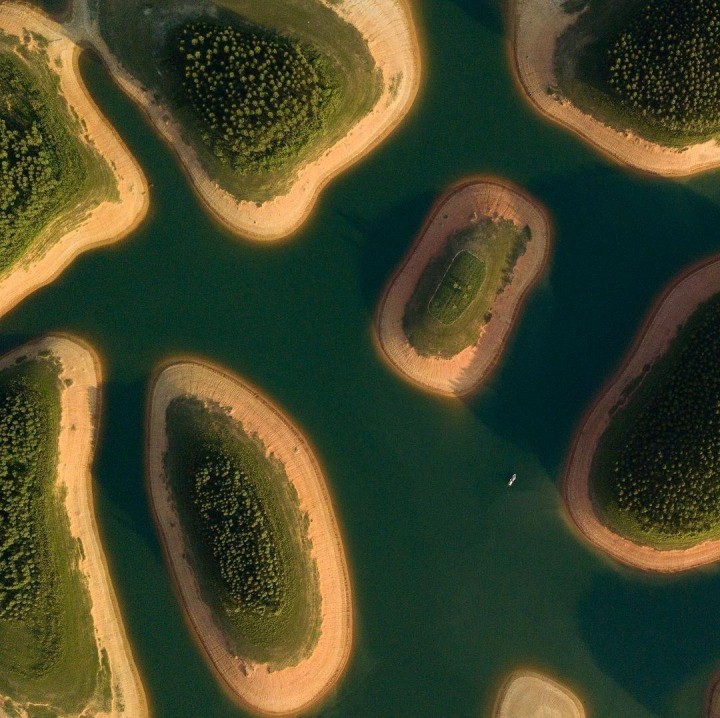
[0,4,148,320]
[0,336,147,718]
[494,670,585,718]
[510,0,720,176]
[563,255,720,572]
[70,0,421,241]
[375,177,551,397]
[147,360,352,715]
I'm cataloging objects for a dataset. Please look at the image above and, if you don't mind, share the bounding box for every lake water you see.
[8,0,720,715]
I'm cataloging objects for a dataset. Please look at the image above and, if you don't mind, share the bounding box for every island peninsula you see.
[564,256,720,572]
[0,4,148,320]
[494,671,585,718]
[375,178,551,397]
[147,359,352,715]
[511,0,720,176]
[69,0,421,242]
[0,335,147,717]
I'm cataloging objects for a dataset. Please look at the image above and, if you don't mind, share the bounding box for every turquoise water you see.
[9,0,720,714]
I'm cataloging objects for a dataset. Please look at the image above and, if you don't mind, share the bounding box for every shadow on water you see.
[446,0,504,34]
[462,164,720,474]
[577,569,720,715]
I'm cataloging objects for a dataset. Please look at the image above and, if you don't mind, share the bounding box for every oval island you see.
[0,335,147,717]
[146,359,352,715]
[494,671,585,718]
[69,0,421,241]
[375,178,551,397]
[511,0,720,176]
[564,256,720,571]
[0,4,148,319]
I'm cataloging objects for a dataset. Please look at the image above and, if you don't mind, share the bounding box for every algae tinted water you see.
[6,0,720,714]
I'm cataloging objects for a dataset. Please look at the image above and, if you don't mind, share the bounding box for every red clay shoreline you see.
[562,253,720,572]
[374,176,552,398]
[145,356,353,717]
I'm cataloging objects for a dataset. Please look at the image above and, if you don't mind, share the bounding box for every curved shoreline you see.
[705,671,720,718]
[509,0,720,177]
[563,255,720,572]
[70,0,421,242]
[493,670,585,718]
[146,359,353,716]
[0,4,149,319]
[374,177,551,397]
[0,335,148,717]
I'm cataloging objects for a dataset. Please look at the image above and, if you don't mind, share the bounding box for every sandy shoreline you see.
[509,0,720,176]
[374,177,551,397]
[70,0,421,242]
[563,255,720,572]
[706,671,720,718]
[0,335,147,717]
[0,4,149,319]
[146,359,352,716]
[494,670,585,718]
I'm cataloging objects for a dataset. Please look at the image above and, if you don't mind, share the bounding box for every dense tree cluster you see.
[0,56,66,261]
[606,295,720,536]
[606,0,720,135]
[190,447,286,615]
[175,21,336,172]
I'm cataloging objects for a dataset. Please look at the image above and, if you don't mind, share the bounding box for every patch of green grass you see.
[0,358,103,713]
[590,293,720,549]
[97,0,381,203]
[403,218,530,358]
[164,396,321,667]
[554,0,720,146]
[0,34,116,278]
[428,251,486,325]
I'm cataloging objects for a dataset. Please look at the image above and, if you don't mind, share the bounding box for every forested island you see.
[0,336,146,717]
[564,257,720,571]
[0,4,147,319]
[511,0,720,175]
[147,360,352,715]
[375,178,551,397]
[494,671,585,718]
[79,0,420,240]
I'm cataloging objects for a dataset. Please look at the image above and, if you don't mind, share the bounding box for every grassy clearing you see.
[0,357,108,713]
[554,0,720,147]
[97,0,381,203]
[164,396,321,668]
[403,218,530,358]
[428,251,486,325]
[0,32,116,278]
[590,293,720,550]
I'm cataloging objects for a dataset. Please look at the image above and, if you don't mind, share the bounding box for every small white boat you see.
[507,473,517,487]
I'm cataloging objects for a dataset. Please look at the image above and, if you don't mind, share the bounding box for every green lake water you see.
[8,0,720,715]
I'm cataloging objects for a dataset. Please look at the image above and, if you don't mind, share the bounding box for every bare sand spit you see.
[147,360,352,716]
[374,177,551,397]
[706,671,720,718]
[510,0,720,176]
[564,255,720,572]
[69,0,421,241]
[494,671,585,718]
[0,4,148,319]
[0,336,148,718]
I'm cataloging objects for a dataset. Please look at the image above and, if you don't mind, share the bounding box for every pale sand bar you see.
[147,360,352,715]
[375,178,551,397]
[0,5,148,319]
[0,336,147,717]
[494,671,585,718]
[510,0,720,176]
[564,256,720,571]
[71,0,421,241]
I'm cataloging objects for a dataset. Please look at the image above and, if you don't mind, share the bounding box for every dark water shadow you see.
[355,189,437,313]
[459,164,720,477]
[578,568,720,714]
[447,0,505,35]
